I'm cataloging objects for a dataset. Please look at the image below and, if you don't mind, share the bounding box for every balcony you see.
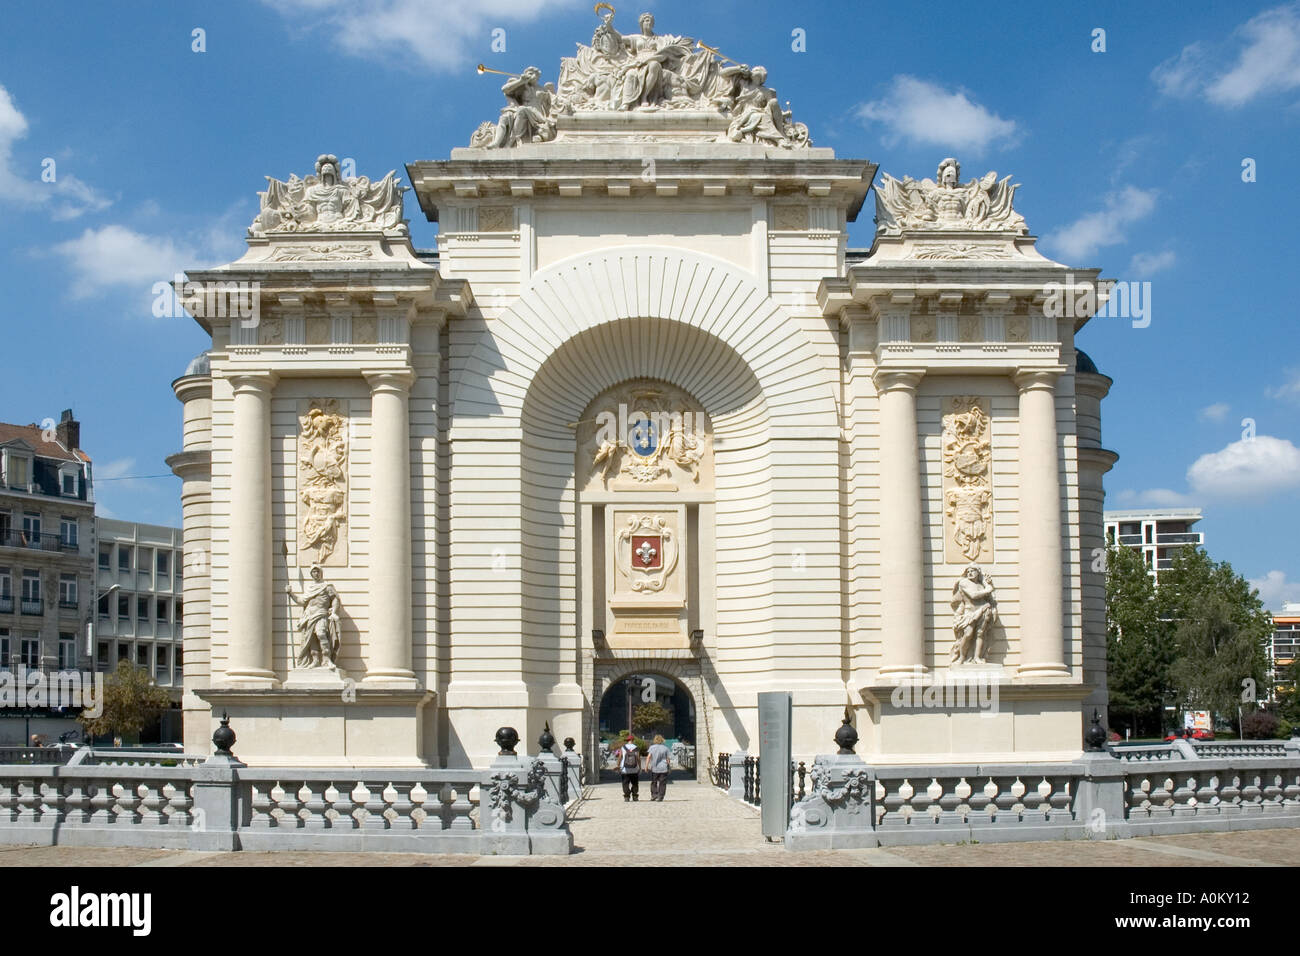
[1115,534,1142,545]
[0,596,11,613]
[58,599,79,613]
[0,529,77,553]
[20,597,44,615]
[1156,533,1202,545]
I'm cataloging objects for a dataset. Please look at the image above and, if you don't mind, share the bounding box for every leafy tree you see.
[631,701,672,736]
[1106,543,1176,737]
[78,660,173,741]
[1156,547,1271,731]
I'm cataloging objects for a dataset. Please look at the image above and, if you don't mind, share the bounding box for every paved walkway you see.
[2,776,1298,866]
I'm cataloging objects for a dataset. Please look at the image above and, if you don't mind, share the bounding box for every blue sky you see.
[1,0,1297,607]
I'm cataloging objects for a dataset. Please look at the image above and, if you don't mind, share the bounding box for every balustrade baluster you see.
[137,782,165,826]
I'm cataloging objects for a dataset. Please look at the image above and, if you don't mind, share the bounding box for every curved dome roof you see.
[1075,348,1099,375]
[183,350,211,377]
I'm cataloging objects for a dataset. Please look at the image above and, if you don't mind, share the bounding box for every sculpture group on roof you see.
[249,153,407,237]
[470,5,810,149]
[874,158,1027,234]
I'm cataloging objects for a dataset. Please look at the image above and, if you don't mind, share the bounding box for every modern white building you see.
[1269,602,1300,702]
[168,13,1119,771]
[1104,508,1204,584]
[93,518,184,740]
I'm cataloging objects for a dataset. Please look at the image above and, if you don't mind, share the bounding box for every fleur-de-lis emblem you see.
[636,540,657,566]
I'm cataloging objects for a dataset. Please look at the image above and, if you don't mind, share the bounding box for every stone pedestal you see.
[785,753,878,850]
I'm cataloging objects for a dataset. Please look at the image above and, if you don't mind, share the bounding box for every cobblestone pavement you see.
[2,777,1298,866]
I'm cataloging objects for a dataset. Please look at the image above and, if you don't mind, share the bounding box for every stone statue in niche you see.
[298,399,348,565]
[942,396,993,562]
[950,565,997,665]
[286,565,342,669]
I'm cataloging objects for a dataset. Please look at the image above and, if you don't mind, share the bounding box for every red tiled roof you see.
[0,421,88,463]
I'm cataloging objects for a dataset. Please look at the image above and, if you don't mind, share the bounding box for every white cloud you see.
[1044,186,1158,262]
[1153,3,1300,107]
[1267,368,1300,402]
[0,84,111,219]
[1129,250,1176,275]
[95,457,136,480]
[1186,435,1300,498]
[53,225,199,299]
[855,76,1018,153]
[1113,487,1198,508]
[259,0,577,72]
[1198,402,1231,423]
[1249,570,1300,610]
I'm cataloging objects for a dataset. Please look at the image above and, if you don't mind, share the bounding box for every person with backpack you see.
[617,733,641,801]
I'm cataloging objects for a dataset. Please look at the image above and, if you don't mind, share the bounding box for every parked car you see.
[1164,727,1215,742]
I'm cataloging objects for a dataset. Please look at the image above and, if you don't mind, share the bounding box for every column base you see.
[1016,663,1072,679]
[877,664,930,679]
[216,669,281,690]
[362,670,420,690]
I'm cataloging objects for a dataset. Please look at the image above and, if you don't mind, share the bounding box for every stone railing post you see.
[785,753,877,850]
[728,751,748,801]
[1073,751,1130,840]
[189,715,246,851]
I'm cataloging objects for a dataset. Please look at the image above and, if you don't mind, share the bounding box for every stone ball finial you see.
[1084,709,1108,752]
[539,721,556,753]
[834,708,858,754]
[213,711,236,757]
[563,736,576,752]
[495,726,520,756]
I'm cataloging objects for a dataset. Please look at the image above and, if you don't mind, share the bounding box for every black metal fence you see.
[713,752,731,789]
[742,755,760,806]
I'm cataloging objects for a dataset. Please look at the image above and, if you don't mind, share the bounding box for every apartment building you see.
[1270,602,1300,702]
[1104,508,1205,584]
[0,411,95,745]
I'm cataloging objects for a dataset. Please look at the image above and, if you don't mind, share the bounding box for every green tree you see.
[1156,547,1271,731]
[1106,543,1176,737]
[631,701,672,736]
[78,660,173,741]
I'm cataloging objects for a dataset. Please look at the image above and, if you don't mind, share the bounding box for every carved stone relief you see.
[576,381,712,493]
[874,158,1026,236]
[297,399,349,566]
[249,154,407,237]
[941,396,993,563]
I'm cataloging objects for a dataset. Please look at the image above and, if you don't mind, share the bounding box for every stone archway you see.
[586,654,717,783]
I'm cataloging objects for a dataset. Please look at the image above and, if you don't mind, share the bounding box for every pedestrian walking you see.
[617,733,641,801]
[645,733,671,801]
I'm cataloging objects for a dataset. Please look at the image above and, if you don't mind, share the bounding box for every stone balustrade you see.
[786,739,1300,850]
[0,756,571,856]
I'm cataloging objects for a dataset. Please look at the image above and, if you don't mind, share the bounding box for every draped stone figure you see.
[950,565,997,665]
[286,565,342,669]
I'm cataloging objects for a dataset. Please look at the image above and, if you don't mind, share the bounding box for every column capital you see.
[1012,368,1062,392]
[364,369,416,392]
[872,368,925,393]
[227,370,278,394]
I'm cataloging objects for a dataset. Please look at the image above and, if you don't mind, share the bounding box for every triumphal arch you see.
[170,10,1116,771]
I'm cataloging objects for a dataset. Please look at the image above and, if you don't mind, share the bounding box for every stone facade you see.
[170,16,1116,770]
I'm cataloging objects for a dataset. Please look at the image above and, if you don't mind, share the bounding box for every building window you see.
[118,546,131,572]
[58,634,76,669]
[60,517,78,548]
[0,629,9,666]
[0,511,10,542]
[61,470,77,496]
[22,513,40,546]
[97,592,110,618]
[6,454,29,489]
[20,570,41,613]
[98,545,111,570]
[117,594,129,619]
[156,551,169,575]
[0,567,10,611]
[59,574,77,608]
[137,596,150,621]
[117,643,130,662]
[136,644,149,669]
[156,646,168,680]
[96,641,109,668]
[20,635,40,667]
[176,600,183,624]
[157,598,169,623]
[174,648,183,677]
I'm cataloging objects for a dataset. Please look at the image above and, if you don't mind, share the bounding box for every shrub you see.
[1240,709,1279,740]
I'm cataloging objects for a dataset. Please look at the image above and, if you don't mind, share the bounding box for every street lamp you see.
[85,583,120,661]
